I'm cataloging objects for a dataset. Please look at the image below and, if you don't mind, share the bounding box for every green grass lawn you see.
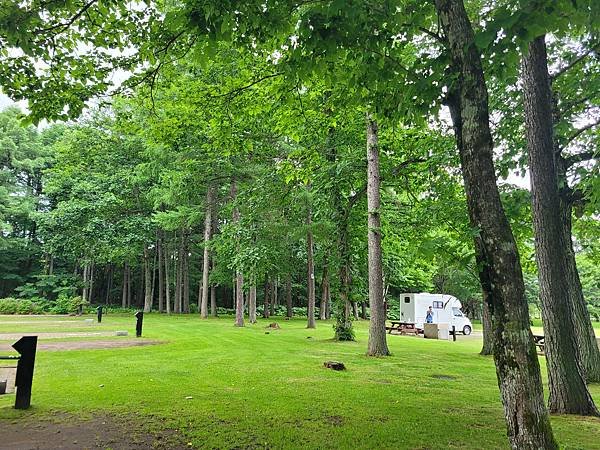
[1,314,599,449]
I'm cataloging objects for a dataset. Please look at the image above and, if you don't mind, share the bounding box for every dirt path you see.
[0,339,163,352]
[0,332,121,340]
[1,413,190,449]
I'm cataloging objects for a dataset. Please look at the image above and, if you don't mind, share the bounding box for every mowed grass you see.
[1,314,599,449]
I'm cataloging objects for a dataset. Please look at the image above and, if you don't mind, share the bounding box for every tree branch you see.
[562,118,600,149]
[550,43,600,81]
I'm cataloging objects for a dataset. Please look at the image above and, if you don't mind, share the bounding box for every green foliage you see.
[0,297,44,314]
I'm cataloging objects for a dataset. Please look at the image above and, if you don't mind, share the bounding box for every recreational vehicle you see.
[398,293,473,335]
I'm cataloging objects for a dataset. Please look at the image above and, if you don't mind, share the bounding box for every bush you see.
[50,295,86,314]
[0,297,45,315]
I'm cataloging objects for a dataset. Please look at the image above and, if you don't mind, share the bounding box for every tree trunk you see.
[182,232,190,314]
[555,140,600,380]
[263,280,270,319]
[286,275,293,318]
[88,262,95,304]
[558,190,600,382]
[158,237,164,313]
[320,263,329,320]
[522,35,597,415]
[210,256,217,317]
[231,180,244,327]
[366,115,390,356]
[200,185,215,318]
[249,280,257,324]
[82,263,89,303]
[143,247,152,313]
[121,262,128,308]
[480,294,494,355]
[306,198,316,329]
[105,264,113,305]
[435,0,557,447]
[126,263,131,307]
[164,241,171,314]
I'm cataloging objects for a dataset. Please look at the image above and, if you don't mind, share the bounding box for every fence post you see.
[12,336,37,409]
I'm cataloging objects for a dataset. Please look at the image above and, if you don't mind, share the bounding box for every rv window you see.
[404,297,410,303]
[433,301,443,309]
[452,307,463,317]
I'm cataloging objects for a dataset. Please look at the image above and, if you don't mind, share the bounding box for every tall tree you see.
[435,0,556,447]
[522,35,598,415]
[366,115,390,357]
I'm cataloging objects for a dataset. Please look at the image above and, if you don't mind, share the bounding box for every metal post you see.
[97,305,103,323]
[452,326,456,342]
[135,311,143,337]
[12,336,37,409]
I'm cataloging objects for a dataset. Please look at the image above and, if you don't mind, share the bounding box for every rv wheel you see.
[463,325,472,336]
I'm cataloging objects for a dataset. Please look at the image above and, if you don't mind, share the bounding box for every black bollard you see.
[12,336,37,409]
[97,305,103,323]
[452,326,456,342]
[135,311,143,337]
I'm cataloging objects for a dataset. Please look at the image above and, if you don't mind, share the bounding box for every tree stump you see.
[324,361,346,371]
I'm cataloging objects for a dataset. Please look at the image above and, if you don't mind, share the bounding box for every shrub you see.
[50,294,85,314]
[0,298,45,315]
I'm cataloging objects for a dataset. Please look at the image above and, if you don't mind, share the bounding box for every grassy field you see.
[1,314,599,449]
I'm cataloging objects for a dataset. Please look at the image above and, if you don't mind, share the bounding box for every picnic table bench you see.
[386,321,419,335]
[533,334,545,353]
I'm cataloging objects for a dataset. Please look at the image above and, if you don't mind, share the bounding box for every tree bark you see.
[263,279,270,319]
[143,247,152,313]
[164,241,171,314]
[435,0,557,447]
[121,262,128,308]
[554,131,600,380]
[558,189,600,382]
[158,237,164,313]
[306,198,316,329]
[320,263,329,320]
[231,180,244,327]
[522,35,597,415]
[249,280,257,324]
[366,115,390,357]
[210,256,217,317]
[200,185,215,318]
[286,275,293,318]
[480,293,494,355]
[182,231,190,313]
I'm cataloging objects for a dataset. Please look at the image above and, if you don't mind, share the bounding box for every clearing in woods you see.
[0,314,599,449]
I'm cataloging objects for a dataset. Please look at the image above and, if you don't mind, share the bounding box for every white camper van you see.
[399,293,473,335]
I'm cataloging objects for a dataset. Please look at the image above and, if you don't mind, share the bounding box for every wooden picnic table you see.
[386,321,419,335]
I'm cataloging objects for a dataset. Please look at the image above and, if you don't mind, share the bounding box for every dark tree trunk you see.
[175,239,182,314]
[200,185,215,318]
[557,189,600,382]
[366,115,390,356]
[522,35,597,415]
[286,275,293,318]
[435,0,557,447]
[480,294,494,356]
[554,140,600,380]
[126,263,132,308]
[361,302,367,320]
[263,280,270,319]
[164,241,171,314]
[158,237,164,313]
[143,247,152,313]
[182,232,190,314]
[121,262,128,308]
[320,263,329,320]
[105,264,113,305]
[306,198,316,329]
[249,280,257,324]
